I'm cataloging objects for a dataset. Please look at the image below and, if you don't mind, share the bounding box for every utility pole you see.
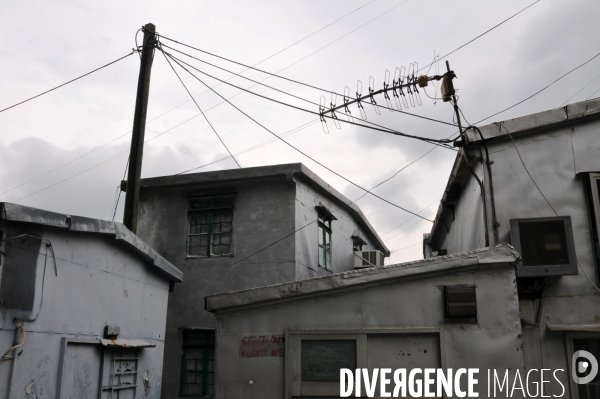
[123,23,156,233]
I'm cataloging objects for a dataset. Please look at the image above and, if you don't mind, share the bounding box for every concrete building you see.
[205,244,523,398]
[132,163,390,398]
[426,98,600,398]
[0,203,182,399]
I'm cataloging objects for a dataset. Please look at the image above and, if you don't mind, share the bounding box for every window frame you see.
[186,195,234,258]
[588,173,600,278]
[286,329,446,399]
[317,216,333,271]
[179,329,215,398]
[510,216,578,278]
[290,333,367,397]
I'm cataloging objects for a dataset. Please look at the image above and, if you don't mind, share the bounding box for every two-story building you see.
[131,163,390,398]
[426,97,600,398]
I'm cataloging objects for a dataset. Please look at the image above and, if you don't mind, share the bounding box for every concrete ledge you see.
[205,243,519,312]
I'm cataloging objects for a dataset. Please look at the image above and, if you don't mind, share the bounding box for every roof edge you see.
[205,242,519,312]
[0,203,182,283]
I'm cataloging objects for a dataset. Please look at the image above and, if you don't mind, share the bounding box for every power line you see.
[587,87,600,100]
[162,41,458,129]
[160,50,242,168]
[382,197,440,237]
[562,71,600,106]
[164,52,433,222]
[164,51,456,149]
[475,50,600,125]
[0,51,136,114]
[418,0,542,73]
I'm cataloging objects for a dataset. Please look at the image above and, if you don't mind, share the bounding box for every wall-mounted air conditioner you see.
[510,216,578,278]
[353,250,385,269]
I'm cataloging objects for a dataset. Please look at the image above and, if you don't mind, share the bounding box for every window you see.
[180,330,215,397]
[318,216,332,271]
[289,331,443,397]
[291,334,365,397]
[588,173,600,276]
[566,334,600,399]
[187,196,233,257]
[351,232,367,252]
[444,286,477,322]
[510,216,577,278]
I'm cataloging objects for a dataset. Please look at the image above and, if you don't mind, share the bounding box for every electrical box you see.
[353,250,385,269]
[510,216,578,278]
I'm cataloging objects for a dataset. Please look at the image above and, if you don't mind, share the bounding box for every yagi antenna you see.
[329,92,341,130]
[343,86,354,123]
[356,80,367,120]
[383,70,393,112]
[368,76,381,115]
[319,95,329,134]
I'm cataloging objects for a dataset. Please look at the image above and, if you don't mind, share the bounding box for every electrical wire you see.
[475,50,600,125]
[382,197,440,236]
[218,151,431,269]
[418,0,542,73]
[562,71,600,106]
[159,39,457,128]
[160,49,242,168]
[159,0,410,96]
[164,52,433,222]
[499,123,600,294]
[111,158,129,221]
[164,51,456,148]
[587,87,600,100]
[0,51,136,114]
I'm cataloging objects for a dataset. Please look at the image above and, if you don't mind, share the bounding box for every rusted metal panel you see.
[99,338,156,348]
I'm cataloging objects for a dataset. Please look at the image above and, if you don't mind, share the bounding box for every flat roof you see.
[205,243,519,312]
[0,202,182,283]
[126,162,390,255]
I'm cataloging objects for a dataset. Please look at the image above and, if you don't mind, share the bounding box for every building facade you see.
[205,244,523,398]
[427,98,600,398]
[133,163,389,398]
[0,203,182,399]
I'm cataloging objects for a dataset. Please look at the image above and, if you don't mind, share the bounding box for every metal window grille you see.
[102,348,139,398]
[187,196,233,257]
[318,216,332,271]
[180,330,215,398]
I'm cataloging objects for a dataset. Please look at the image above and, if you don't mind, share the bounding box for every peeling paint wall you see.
[212,264,523,398]
[0,222,170,399]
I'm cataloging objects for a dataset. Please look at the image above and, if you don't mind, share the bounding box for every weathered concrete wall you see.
[0,222,170,399]
[293,175,380,279]
[434,114,600,398]
[137,178,298,399]
[212,262,524,398]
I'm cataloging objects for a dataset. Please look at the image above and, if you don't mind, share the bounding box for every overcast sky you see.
[1,0,599,263]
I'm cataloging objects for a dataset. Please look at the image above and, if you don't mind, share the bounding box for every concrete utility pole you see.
[123,23,156,233]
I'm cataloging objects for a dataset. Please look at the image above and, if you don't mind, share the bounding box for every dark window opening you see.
[180,330,215,397]
[519,220,570,266]
[301,340,356,382]
[444,286,477,321]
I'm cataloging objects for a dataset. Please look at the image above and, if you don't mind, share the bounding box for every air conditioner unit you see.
[353,250,385,269]
[510,216,577,278]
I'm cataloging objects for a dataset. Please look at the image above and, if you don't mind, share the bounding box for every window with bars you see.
[180,330,215,398]
[318,215,333,271]
[187,196,234,257]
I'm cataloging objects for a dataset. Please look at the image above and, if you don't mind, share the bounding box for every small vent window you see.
[444,286,477,321]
